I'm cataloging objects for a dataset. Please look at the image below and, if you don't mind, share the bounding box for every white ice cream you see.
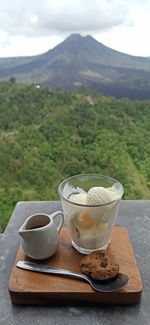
[86,186,118,205]
[69,193,87,205]
[69,186,118,206]
[68,186,120,252]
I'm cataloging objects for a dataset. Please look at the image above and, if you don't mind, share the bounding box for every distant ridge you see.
[0,33,150,99]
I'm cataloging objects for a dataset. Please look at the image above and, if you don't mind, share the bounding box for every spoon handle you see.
[16,260,88,282]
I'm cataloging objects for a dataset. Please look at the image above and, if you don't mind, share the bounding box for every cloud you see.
[1,0,150,57]
[0,0,132,38]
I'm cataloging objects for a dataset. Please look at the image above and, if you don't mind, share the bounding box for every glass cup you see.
[58,174,124,254]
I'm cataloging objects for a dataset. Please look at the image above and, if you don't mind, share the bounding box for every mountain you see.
[0,34,150,99]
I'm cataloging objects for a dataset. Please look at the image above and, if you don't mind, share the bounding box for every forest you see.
[0,80,150,232]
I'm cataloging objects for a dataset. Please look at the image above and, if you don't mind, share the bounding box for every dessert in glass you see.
[58,174,124,254]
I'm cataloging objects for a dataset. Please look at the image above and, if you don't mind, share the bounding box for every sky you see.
[0,0,150,58]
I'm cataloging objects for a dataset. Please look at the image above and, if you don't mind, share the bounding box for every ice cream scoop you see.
[69,186,118,206]
[86,186,118,205]
[69,193,87,205]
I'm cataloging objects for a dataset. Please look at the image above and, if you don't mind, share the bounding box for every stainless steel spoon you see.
[16,260,128,293]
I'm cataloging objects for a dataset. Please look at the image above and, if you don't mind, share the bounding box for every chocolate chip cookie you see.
[80,249,119,280]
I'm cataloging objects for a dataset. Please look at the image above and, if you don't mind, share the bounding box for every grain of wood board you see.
[8,227,143,305]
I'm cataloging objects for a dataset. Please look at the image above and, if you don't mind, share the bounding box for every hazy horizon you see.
[0,33,149,60]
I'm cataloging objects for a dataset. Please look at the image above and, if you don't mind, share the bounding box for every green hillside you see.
[0,81,150,232]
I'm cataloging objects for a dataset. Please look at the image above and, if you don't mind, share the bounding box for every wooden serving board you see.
[8,227,143,305]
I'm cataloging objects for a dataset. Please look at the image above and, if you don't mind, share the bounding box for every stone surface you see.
[0,200,150,325]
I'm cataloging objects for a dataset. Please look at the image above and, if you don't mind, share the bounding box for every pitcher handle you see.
[50,211,64,233]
